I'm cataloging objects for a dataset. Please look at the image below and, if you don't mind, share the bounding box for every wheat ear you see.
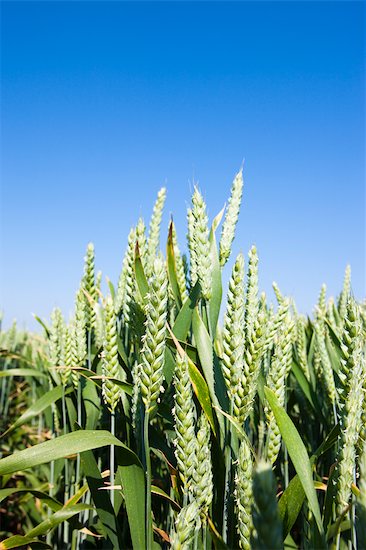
[101,296,121,412]
[146,187,166,278]
[221,253,245,411]
[173,352,197,495]
[219,168,244,266]
[170,501,201,550]
[234,439,254,550]
[191,188,212,301]
[139,255,168,415]
[81,242,96,331]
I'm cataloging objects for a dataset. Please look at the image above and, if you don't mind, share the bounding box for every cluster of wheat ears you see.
[0,168,365,550]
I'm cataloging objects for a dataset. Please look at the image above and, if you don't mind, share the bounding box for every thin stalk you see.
[203,523,208,550]
[0,374,7,416]
[193,528,199,550]
[284,388,289,488]
[87,329,92,370]
[335,531,341,550]
[204,300,213,340]
[75,381,82,484]
[74,380,83,550]
[284,445,289,488]
[71,528,78,550]
[3,375,11,420]
[47,404,56,546]
[144,410,153,550]
[110,411,115,509]
[62,388,70,545]
[222,402,233,542]
[333,400,338,427]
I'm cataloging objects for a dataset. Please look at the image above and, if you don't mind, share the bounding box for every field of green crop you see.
[0,169,365,550]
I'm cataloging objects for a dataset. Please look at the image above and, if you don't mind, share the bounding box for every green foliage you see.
[0,167,365,550]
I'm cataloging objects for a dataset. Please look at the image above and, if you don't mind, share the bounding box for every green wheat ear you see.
[146,187,167,278]
[336,300,364,515]
[170,501,201,550]
[93,302,105,350]
[139,255,168,415]
[338,298,360,405]
[49,308,66,369]
[314,320,336,406]
[187,207,198,288]
[136,217,147,267]
[235,438,254,550]
[272,281,284,306]
[266,302,294,464]
[295,316,310,380]
[65,319,79,388]
[239,246,264,422]
[316,283,327,317]
[75,288,87,364]
[192,412,213,520]
[191,187,212,300]
[338,264,351,327]
[222,253,245,410]
[82,242,97,331]
[115,227,136,322]
[220,168,244,266]
[101,296,121,413]
[173,352,197,495]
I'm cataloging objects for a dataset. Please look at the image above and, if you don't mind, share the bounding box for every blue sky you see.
[1,1,365,330]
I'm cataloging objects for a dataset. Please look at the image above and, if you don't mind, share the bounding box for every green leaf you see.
[172,281,201,341]
[83,378,101,430]
[1,504,91,548]
[187,357,216,437]
[117,334,129,367]
[151,485,180,511]
[81,449,123,549]
[134,242,149,303]
[32,314,50,337]
[278,422,340,537]
[208,208,224,337]
[167,324,216,436]
[0,488,62,511]
[1,386,73,437]
[90,376,133,396]
[0,430,136,476]
[192,308,215,397]
[166,221,182,308]
[278,474,305,538]
[264,387,324,537]
[291,360,317,412]
[163,346,176,386]
[324,317,342,348]
[107,278,116,300]
[284,533,298,549]
[0,537,47,550]
[0,368,47,379]
[116,446,146,550]
[192,308,227,432]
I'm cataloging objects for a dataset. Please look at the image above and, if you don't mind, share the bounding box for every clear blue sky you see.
[1,1,365,330]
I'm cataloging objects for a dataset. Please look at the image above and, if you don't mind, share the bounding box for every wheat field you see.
[0,169,365,550]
